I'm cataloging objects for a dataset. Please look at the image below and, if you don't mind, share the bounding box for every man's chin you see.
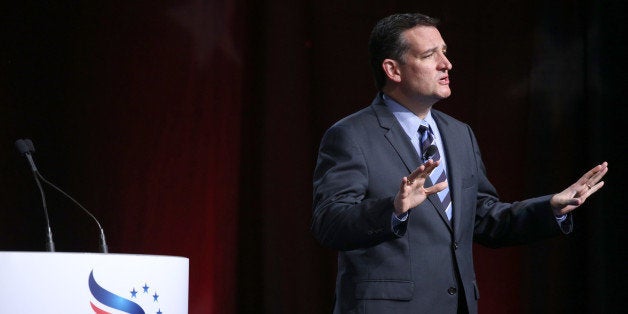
[440,88,452,98]
[435,91,451,100]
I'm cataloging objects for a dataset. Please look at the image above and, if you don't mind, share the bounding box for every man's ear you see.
[382,59,402,83]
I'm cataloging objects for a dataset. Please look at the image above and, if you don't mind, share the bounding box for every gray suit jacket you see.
[311,94,571,314]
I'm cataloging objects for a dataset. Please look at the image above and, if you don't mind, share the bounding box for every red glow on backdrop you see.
[77,3,244,313]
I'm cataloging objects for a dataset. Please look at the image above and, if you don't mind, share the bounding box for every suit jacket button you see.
[448,287,457,295]
[453,242,459,250]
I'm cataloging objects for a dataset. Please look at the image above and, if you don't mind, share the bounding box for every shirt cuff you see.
[391,211,409,229]
[555,214,567,224]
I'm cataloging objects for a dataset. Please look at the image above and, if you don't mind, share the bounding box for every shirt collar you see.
[382,93,436,134]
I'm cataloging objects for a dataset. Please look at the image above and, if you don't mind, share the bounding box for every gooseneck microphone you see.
[15,139,109,253]
[423,144,438,161]
[15,139,55,252]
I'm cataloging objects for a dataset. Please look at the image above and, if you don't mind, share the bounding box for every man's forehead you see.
[402,26,446,50]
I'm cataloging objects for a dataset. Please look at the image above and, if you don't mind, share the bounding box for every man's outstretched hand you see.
[550,162,608,216]
[394,160,448,216]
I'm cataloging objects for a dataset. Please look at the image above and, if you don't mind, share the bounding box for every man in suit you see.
[311,13,608,314]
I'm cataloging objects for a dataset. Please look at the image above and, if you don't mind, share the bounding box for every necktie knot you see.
[418,124,430,136]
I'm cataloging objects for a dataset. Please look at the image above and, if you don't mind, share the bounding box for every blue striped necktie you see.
[418,124,452,220]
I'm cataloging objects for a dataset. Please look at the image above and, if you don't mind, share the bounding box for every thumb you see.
[563,198,581,207]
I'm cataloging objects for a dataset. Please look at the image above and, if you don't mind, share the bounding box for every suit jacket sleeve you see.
[311,124,404,251]
[466,124,573,247]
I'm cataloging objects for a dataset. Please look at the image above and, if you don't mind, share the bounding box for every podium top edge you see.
[0,251,189,260]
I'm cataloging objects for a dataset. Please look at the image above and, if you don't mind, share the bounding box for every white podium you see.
[0,252,189,314]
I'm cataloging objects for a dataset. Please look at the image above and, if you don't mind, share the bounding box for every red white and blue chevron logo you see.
[89,270,164,314]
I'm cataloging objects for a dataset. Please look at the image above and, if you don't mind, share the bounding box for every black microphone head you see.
[423,145,438,160]
[25,139,36,152]
[15,139,30,155]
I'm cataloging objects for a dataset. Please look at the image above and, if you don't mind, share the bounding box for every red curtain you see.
[68,2,245,313]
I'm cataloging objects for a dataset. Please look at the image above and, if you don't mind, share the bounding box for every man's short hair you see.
[368,13,440,90]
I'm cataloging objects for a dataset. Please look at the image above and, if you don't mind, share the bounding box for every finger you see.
[574,184,589,197]
[401,177,416,192]
[584,181,605,198]
[424,180,448,195]
[400,177,408,190]
[420,160,439,177]
[582,162,608,183]
[588,165,608,185]
[564,198,581,207]
[408,160,439,182]
[407,165,426,182]
[576,165,599,185]
[581,166,608,193]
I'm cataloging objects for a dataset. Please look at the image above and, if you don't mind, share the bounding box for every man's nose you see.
[439,54,452,71]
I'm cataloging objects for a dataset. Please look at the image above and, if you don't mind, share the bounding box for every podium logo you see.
[88,270,163,314]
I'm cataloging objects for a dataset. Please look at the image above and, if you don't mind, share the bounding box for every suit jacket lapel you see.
[371,97,420,174]
[432,110,464,237]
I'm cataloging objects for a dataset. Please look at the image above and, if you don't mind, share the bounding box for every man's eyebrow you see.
[420,44,448,55]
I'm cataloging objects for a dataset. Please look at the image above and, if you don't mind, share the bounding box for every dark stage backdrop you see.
[1,1,625,314]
